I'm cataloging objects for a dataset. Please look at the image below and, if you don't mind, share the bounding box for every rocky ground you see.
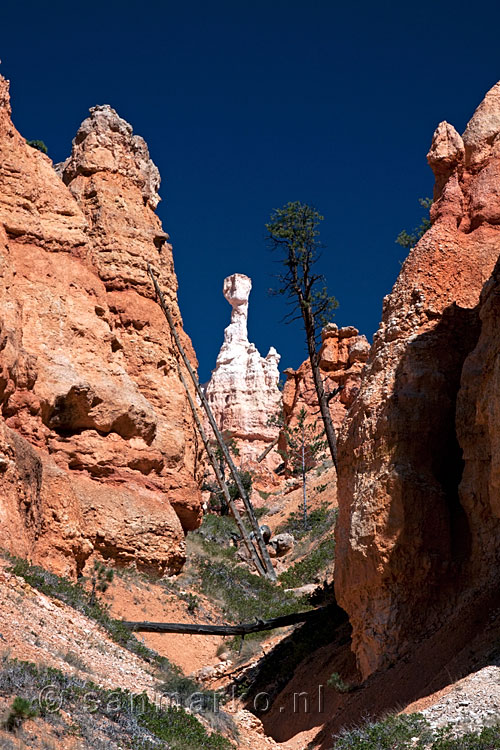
[420,664,500,734]
[0,554,282,749]
[1,483,499,749]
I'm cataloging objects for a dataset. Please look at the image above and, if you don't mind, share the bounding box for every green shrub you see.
[159,673,222,712]
[90,560,114,605]
[194,514,239,545]
[431,724,500,749]
[196,556,307,625]
[395,197,432,249]
[8,557,170,670]
[60,650,89,672]
[327,671,354,693]
[207,467,253,515]
[0,658,231,750]
[332,713,433,749]
[26,139,48,154]
[332,714,500,750]
[179,591,199,614]
[189,515,239,564]
[3,695,38,731]
[278,536,335,588]
[140,702,231,749]
[191,507,269,561]
[276,503,337,541]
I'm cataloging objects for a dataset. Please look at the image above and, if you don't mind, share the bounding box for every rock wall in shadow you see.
[336,81,500,678]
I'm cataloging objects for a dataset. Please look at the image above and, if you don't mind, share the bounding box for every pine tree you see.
[266,201,339,469]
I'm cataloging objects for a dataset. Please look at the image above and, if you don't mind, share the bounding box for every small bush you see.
[60,650,89,672]
[8,557,170,670]
[207,467,253,515]
[196,556,306,626]
[194,514,239,547]
[327,671,353,693]
[276,503,337,541]
[0,658,232,750]
[26,139,48,154]
[90,561,114,604]
[190,509,269,562]
[332,713,433,749]
[159,673,222,712]
[278,536,335,588]
[3,695,38,731]
[431,724,500,749]
[332,714,500,749]
[141,702,231,750]
[179,591,199,614]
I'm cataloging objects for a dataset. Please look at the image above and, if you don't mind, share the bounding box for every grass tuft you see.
[8,556,172,671]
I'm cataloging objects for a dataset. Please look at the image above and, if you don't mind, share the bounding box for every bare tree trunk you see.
[123,606,329,635]
[176,361,266,577]
[257,436,279,463]
[303,309,338,471]
[301,428,308,529]
[310,355,338,470]
[147,264,276,581]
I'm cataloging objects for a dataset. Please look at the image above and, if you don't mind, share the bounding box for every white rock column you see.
[205,273,282,469]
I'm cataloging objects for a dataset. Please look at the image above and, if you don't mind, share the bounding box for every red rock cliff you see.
[0,77,203,578]
[456,259,500,599]
[336,82,500,678]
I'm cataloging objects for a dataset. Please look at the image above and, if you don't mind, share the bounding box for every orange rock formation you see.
[336,82,500,678]
[0,77,202,578]
[282,323,369,432]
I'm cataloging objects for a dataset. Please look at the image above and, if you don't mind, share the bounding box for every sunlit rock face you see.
[282,323,369,433]
[0,76,203,578]
[336,81,500,679]
[205,274,282,470]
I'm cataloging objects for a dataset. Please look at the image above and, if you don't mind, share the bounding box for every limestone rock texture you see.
[0,76,203,578]
[204,274,282,470]
[335,82,500,679]
[282,323,369,433]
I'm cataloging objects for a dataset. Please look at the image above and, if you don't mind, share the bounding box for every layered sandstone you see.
[0,77,202,577]
[204,274,282,469]
[282,323,369,432]
[336,82,500,678]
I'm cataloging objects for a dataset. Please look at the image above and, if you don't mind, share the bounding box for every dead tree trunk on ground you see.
[123,606,328,635]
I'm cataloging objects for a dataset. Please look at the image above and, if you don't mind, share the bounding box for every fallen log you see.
[122,606,328,636]
[256,436,279,463]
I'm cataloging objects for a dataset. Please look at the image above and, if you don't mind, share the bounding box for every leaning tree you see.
[266,201,339,469]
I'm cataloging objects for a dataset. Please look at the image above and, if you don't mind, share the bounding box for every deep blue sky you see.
[1,1,499,380]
